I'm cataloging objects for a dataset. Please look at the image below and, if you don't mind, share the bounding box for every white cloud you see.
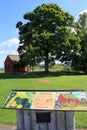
[79,9,87,15]
[8,50,18,55]
[0,38,19,47]
[76,9,87,20]
[0,50,18,56]
[0,51,6,55]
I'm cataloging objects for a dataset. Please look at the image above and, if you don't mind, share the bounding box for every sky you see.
[0,0,87,68]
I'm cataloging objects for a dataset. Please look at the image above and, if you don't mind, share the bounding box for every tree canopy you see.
[72,12,87,73]
[16,3,80,72]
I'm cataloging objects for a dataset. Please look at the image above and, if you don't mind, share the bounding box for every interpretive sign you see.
[2,90,87,111]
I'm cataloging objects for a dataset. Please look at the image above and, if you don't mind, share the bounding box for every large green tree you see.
[16,3,80,72]
[72,12,87,73]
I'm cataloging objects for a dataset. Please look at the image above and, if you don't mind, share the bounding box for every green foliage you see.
[16,3,79,72]
[72,12,87,73]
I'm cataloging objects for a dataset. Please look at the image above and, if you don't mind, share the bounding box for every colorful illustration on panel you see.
[2,91,35,109]
[2,90,87,111]
[55,91,87,110]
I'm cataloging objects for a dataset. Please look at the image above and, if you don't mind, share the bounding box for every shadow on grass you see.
[0,71,86,79]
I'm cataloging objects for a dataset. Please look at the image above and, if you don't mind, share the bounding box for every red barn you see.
[58,93,80,106]
[4,55,28,73]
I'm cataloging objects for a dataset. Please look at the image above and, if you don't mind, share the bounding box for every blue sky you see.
[0,0,87,68]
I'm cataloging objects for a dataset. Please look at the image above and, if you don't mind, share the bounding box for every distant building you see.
[4,55,28,73]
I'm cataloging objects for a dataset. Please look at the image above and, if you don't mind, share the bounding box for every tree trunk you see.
[45,51,49,73]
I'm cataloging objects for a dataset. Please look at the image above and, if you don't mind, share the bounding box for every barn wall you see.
[4,57,14,73]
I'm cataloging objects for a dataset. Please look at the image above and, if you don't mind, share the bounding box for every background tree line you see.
[16,3,87,73]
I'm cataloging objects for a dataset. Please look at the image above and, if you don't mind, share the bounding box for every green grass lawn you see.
[0,71,87,128]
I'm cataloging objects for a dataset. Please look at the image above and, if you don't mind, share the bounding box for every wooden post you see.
[48,111,56,130]
[16,110,24,130]
[56,111,75,130]
[31,111,39,130]
[39,123,48,130]
[24,110,31,130]
[65,111,75,130]
[16,110,75,130]
[56,111,66,130]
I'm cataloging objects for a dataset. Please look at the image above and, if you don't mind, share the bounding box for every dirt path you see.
[0,124,87,130]
[0,124,17,130]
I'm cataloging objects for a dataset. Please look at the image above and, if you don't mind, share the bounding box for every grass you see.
[0,71,87,128]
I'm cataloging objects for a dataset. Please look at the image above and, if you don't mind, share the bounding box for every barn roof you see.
[8,55,20,62]
[63,93,76,99]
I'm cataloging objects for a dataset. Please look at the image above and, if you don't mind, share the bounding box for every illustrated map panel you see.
[2,90,87,111]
